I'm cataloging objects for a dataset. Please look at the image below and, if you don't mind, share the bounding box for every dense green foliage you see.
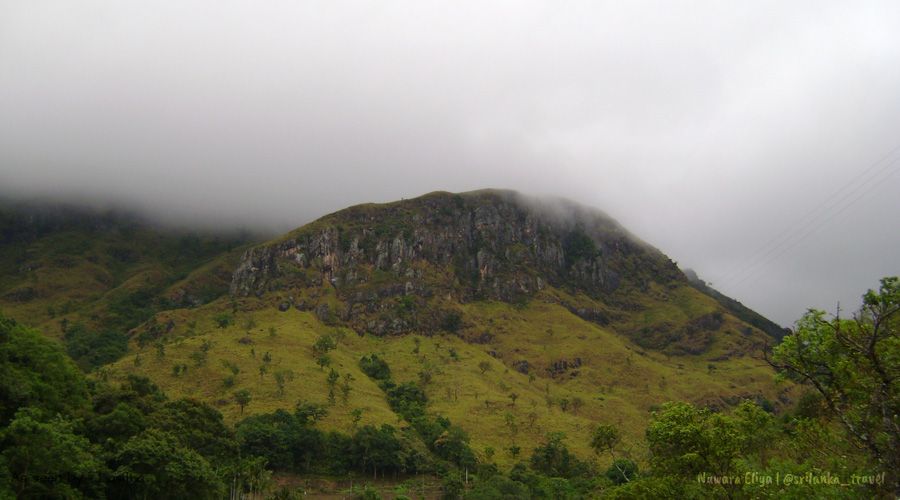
[0,312,253,499]
[770,276,899,493]
[63,322,129,370]
[1,263,897,499]
[358,353,391,381]
[0,314,89,424]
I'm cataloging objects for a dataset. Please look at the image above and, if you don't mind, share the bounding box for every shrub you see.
[359,354,391,381]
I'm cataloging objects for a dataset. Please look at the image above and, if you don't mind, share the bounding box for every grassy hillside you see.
[0,203,260,368]
[107,281,792,468]
[1,193,795,472]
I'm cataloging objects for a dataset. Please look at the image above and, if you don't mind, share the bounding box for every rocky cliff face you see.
[230,190,683,335]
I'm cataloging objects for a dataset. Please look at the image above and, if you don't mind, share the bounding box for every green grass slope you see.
[2,192,794,470]
[0,203,260,367]
[107,281,792,467]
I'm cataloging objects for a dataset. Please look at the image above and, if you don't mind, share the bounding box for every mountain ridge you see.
[0,191,794,465]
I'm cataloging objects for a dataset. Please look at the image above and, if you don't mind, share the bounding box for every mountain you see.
[0,201,261,368]
[0,190,793,464]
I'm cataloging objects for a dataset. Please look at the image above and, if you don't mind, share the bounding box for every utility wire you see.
[715,144,900,289]
[719,155,900,294]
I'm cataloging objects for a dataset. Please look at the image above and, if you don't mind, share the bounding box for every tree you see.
[234,389,252,415]
[148,399,237,463]
[313,334,337,356]
[340,373,354,404]
[418,368,433,386]
[294,400,328,425]
[327,369,339,389]
[352,424,403,479]
[591,424,619,455]
[63,322,128,370]
[351,408,364,429]
[605,459,638,485]
[570,397,583,415]
[478,360,492,375]
[645,401,774,498]
[274,370,294,397]
[0,408,106,498]
[432,425,476,468]
[768,276,899,493]
[0,313,89,424]
[504,412,518,436]
[110,429,223,499]
[508,392,518,406]
[591,424,634,484]
[213,313,233,329]
[359,354,391,381]
[529,432,587,479]
[85,402,147,446]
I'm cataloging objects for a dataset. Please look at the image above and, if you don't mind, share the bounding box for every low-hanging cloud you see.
[1,1,899,325]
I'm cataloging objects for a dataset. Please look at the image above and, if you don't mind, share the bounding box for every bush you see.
[385,382,427,420]
[213,313,233,329]
[466,475,531,500]
[605,458,638,485]
[359,354,391,381]
[440,310,462,333]
[63,323,128,370]
[563,229,597,266]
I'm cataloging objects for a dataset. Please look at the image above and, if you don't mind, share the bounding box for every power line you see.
[718,156,900,294]
[715,144,900,289]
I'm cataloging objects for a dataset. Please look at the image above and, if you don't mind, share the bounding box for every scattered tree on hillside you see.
[340,374,354,404]
[214,313,232,329]
[274,370,294,397]
[570,397,583,415]
[351,408,363,429]
[313,334,336,357]
[327,369,339,390]
[234,389,252,415]
[504,412,518,437]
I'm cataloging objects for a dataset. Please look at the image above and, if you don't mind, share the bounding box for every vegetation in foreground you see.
[0,277,897,498]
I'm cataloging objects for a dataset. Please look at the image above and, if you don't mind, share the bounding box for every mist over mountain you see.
[2,1,900,326]
[1,2,899,496]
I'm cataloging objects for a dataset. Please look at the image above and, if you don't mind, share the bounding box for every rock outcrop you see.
[230,190,684,335]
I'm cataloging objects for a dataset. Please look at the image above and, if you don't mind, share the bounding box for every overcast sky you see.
[1,1,899,326]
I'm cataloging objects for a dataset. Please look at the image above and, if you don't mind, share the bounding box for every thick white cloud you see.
[1,1,898,324]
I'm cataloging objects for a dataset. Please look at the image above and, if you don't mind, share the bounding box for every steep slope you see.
[683,268,790,340]
[103,190,792,465]
[0,202,260,367]
[231,190,680,335]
